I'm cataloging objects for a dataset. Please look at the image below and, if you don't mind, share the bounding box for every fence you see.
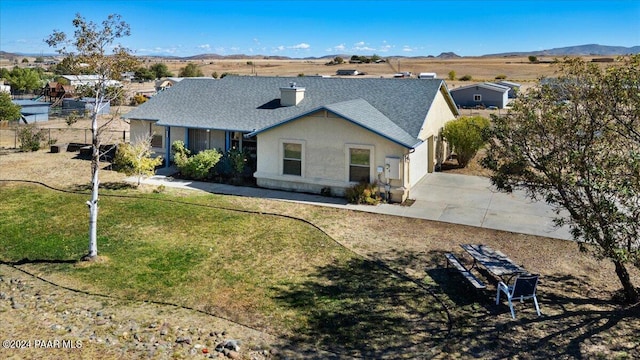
[0,125,129,150]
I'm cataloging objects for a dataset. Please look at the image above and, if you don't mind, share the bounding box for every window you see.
[474,94,482,102]
[283,142,302,176]
[349,147,371,182]
[151,134,163,148]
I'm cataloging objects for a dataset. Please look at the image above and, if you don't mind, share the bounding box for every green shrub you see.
[171,140,221,180]
[17,124,46,151]
[442,116,490,167]
[345,182,380,205]
[495,74,507,80]
[458,75,472,81]
[447,70,456,81]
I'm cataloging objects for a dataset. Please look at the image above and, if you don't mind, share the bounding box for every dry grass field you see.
[154,56,563,84]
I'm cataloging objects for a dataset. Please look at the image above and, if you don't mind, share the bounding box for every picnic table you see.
[460,244,527,283]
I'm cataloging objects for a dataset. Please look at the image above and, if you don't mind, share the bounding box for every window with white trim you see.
[474,94,482,102]
[349,147,371,183]
[283,142,302,176]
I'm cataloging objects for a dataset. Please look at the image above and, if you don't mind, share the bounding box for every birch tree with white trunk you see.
[46,13,137,260]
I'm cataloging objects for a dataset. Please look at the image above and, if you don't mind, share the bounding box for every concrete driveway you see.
[134,171,572,240]
[347,173,572,240]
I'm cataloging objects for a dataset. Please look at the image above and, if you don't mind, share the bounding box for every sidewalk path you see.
[128,170,572,241]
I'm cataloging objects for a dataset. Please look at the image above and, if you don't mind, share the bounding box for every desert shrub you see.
[495,74,507,80]
[442,116,490,167]
[345,182,380,205]
[130,94,148,105]
[458,75,472,81]
[448,70,456,80]
[17,124,46,151]
[226,147,248,178]
[171,140,221,180]
[113,137,163,185]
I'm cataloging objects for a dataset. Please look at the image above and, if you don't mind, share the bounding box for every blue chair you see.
[496,274,541,319]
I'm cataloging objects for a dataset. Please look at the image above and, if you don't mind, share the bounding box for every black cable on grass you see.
[0,179,454,355]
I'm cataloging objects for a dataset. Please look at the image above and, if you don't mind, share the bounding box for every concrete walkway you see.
[129,170,572,240]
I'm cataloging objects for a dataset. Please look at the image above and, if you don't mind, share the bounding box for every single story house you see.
[13,100,51,123]
[61,75,121,88]
[155,77,184,92]
[123,76,459,202]
[449,82,510,109]
[335,69,359,76]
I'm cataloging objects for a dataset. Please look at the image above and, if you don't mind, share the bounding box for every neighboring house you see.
[449,82,510,109]
[418,73,437,79]
[61,75,121,88]
[496,80,521,98]
[154,77,184,92]
[12,100,50,123]
[335,69,359,76]
[123,76,459,202]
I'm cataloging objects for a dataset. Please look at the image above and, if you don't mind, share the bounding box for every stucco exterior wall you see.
[420,87,457,141]
[254,110,409,200]
[409,140,429,187]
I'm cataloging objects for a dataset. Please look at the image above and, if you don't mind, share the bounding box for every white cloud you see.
[290,43,310,50]
[198,44,211,50]
[273,45,285,52]
[354,41,366,47]
[402,46,415,52]
[379,44,393,52]
[354,45,376,52]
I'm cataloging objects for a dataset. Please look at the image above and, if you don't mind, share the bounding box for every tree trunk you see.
[84,113,100,260]
[614,260,639,303]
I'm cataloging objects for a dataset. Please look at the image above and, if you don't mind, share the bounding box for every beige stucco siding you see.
[419,87,457,141]
[408,140,429,187]
[255,110,408,196]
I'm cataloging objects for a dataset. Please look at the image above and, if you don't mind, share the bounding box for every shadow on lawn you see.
[273,257,450,358]
[0,258,77,266]
[278,248,640,358]
[69,181,137,192]
[421,248,640,359]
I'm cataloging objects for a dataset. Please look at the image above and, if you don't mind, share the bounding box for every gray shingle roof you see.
[123,76,453,148]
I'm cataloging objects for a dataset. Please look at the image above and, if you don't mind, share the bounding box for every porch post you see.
[165,126,171,168]
[225,131,231,152]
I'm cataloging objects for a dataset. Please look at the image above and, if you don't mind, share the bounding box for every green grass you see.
[0,183,445,350]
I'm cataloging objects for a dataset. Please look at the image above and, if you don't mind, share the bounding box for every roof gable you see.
[249,99,421,148]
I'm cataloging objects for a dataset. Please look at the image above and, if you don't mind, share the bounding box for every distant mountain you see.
[484,44,640,57]
[436,52,461,59]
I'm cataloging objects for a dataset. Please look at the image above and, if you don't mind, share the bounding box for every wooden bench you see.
[445,253,486,289]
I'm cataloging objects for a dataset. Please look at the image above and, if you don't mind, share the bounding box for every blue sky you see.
[1,0,638,57]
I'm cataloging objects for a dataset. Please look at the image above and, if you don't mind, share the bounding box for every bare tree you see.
[46,13,138,260]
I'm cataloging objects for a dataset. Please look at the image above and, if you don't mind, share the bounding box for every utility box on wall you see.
[385,157,401,179]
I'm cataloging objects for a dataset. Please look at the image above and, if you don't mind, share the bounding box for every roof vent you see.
[280,83,305,106]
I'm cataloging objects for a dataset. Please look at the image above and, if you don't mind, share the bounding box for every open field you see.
[155,56,564,84]
[0,150,638,359]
